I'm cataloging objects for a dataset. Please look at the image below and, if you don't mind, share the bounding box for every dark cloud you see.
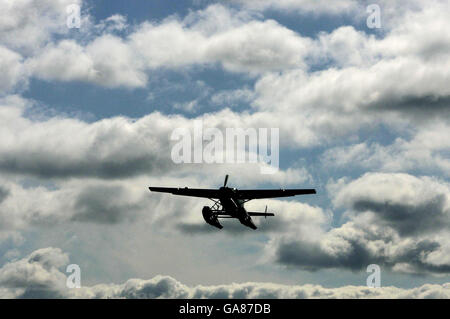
[367,95,450,120]
[267,172,450,275]
[71,185,143,224]
[0,105,177,180]
[377,95,450,111]
[0,154,171,179]
[398,240,450,274]
[0,186,9,204]
[274,237,448,274]
[353,195,449,236]
[275,239,381,272]
[273,173,450,275]
[18,287,63,299]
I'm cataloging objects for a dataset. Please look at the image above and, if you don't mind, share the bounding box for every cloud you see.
[0,46,27,94]
[265,173,450,275]
[0,177,161,230]
[0,158,315,235]
[127,5,313,74]
[95,15,128,33]
[8,1,450,153]
[1,0,449,291]
[0,97,174,179]
[1,247,449,298]
[0,187,9,204]
[235,0,438,24]
[0,0,83,53]
[24,4,314,89]
[234,0,358,15]
[333,173,450,236]
[70,184,146,224]
[0,247,68,298]
[83,275,449,299]
[0,172,319,236]
[322,123,450,177]
[352,197,447,236]
[0,99,320,233]
[253,55,450,120]
[210,88,255,107]
[271,225,450,274]
[0,96,324,179]
[27,36,147,88]
[251,2,450,133]
[2,172,448,277]
[6,0,450,127]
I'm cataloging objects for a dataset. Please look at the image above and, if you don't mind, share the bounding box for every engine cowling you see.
[202,206,223,229]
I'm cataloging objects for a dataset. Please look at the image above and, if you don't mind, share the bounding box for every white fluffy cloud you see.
[0,46,26,94]
[27,36,147,88]
[27,4,312,87]
[1,247,449,299]
[250,1,450,144]
[0,0,83,53]
[7,0,450,151]
[322,122,450,176]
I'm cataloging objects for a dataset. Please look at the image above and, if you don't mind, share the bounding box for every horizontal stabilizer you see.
[248,212,275,217]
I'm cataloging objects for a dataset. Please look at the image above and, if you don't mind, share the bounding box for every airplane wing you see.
[148,187,222,198]
[236,189,316,200]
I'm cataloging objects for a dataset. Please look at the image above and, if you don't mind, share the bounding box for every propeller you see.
[223,174,229,187]
[265,205,268,219]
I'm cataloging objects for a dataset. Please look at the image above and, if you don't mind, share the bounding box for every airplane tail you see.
[247,212,275,217]
[247,205,274,218]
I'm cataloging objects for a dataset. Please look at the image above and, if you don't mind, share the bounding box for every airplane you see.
[148,175,316,230]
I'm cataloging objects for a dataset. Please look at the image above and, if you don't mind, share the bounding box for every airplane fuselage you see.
[218,187,257,229]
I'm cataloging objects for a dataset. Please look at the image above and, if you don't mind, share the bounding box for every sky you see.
[0,0,449,298]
